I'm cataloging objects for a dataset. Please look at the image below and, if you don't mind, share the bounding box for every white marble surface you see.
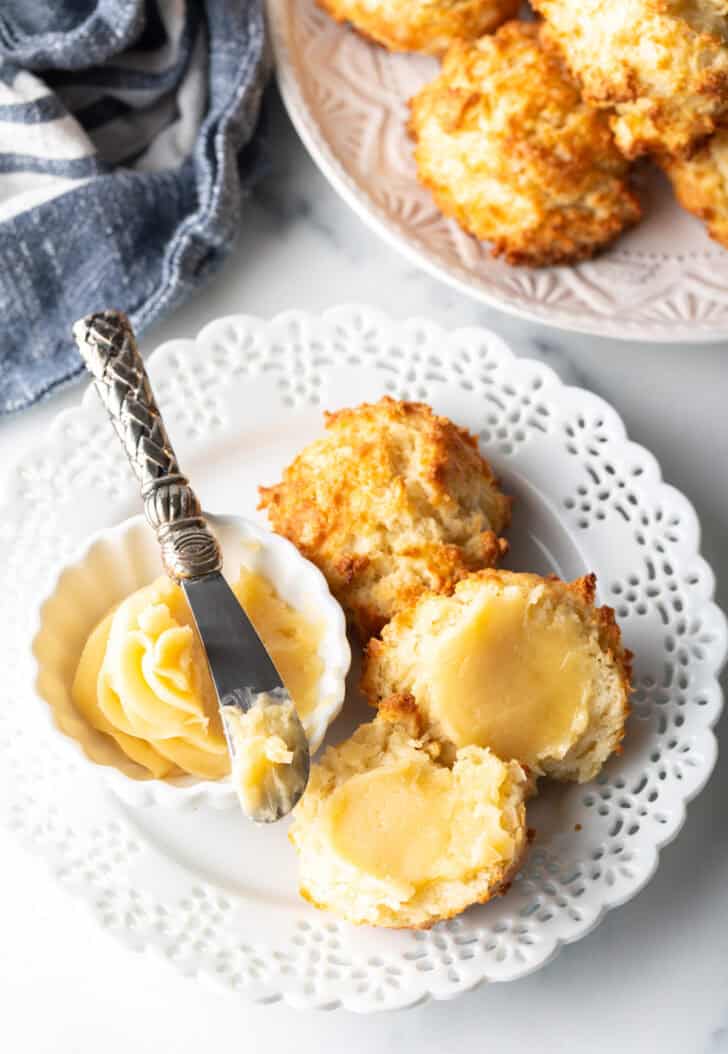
[1,90,727,1052]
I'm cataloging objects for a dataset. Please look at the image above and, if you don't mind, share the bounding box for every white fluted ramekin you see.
[31,513,350,811]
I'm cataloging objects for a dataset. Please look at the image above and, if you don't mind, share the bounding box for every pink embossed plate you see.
[268,0,728,342]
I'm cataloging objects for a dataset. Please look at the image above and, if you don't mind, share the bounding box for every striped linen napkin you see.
[0,0,269,414]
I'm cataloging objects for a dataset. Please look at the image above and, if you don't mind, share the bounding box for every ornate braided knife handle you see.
[73,310,222,581]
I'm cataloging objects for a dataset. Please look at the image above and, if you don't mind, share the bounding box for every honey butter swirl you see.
[72,568,323,780]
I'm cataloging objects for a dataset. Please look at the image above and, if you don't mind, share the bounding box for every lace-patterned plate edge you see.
[1,305,726,1012]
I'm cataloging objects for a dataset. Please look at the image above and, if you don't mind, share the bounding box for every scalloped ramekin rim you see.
[30,513,351,811]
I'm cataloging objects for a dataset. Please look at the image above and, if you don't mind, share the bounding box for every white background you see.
[1,94,727,1052]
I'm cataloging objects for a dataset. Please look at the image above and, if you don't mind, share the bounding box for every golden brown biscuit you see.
[316,0,519,55]
[409,21,641,266]
[533,0,728,159]
[289,710,529,928]
[362,569,632,783]
[258,397,511,640]
[661,125,728,247]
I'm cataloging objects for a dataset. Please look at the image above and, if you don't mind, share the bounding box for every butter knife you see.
[73,309,310,822]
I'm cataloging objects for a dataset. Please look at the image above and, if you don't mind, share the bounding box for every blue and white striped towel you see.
[0,0,269,414]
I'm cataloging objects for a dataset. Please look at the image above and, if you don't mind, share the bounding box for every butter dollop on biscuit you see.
[290,710,528,928]
[362,569,632,783]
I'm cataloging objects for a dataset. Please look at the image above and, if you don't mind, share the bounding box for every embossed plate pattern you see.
[268,0,728,342]
[2,307,726,1012]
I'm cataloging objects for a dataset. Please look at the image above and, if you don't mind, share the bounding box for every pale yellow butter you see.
[322,749,517,889]
[422,590,591,767]
[71,567,323,781]
[225,697,307,820]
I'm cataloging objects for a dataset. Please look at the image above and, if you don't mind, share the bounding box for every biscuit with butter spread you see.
[362,570,632,783]
[290,709,528,928]
[259,397,511,640]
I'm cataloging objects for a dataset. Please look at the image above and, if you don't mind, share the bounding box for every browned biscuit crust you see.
[316,0,519,56]
[409,21,641,266]
[259,397,511,640]
[533,0,728,159]
[661,124,728,247]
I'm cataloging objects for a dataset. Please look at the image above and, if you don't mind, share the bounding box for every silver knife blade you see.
[182,572,310,822]
[182,572,283,704]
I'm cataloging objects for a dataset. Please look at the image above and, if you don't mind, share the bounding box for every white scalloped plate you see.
[267,0,728,343]
[2,307,725,1012]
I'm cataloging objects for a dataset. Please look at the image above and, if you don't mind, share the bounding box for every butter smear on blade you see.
[225,696,308,821]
